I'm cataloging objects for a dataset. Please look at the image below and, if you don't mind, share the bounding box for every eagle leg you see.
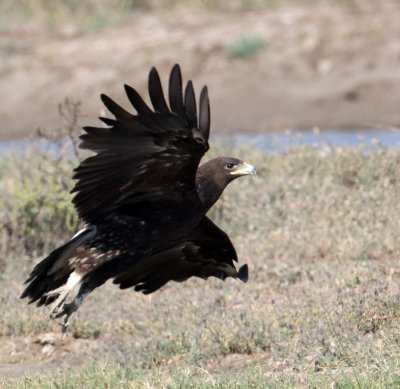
[51,291,88,333]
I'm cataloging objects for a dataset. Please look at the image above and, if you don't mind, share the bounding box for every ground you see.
[1,1,400,140]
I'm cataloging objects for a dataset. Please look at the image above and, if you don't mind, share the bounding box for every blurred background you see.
[1,0,400,141]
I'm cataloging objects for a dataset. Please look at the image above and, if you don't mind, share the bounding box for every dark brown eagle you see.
[21,64,255,331]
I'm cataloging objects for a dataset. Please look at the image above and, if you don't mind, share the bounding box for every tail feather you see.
[20,225,96,305]
[21,245,72,305]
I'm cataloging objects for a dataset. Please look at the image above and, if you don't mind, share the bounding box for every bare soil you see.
[0,334,99,378]
[1,1,400,140]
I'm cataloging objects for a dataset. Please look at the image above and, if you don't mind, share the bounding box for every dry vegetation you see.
[0,125,400,387]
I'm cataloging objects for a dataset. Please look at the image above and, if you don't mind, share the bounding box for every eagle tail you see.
[20,225,96,307]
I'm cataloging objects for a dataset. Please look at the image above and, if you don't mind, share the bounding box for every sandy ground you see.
[0,334,100,378]
[1,1,400,140]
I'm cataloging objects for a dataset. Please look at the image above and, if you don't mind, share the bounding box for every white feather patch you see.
[66,271,83,290]
[72,224,96,240]
[47,271,83,315]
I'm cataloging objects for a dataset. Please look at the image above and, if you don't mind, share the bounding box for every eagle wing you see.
[112,216,248,293]
[72,64,210,222]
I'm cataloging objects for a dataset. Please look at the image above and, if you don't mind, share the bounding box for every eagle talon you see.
[50,305,63,320]
[53,301,79,335]
[53,301,76,319]
[58,319,70,335]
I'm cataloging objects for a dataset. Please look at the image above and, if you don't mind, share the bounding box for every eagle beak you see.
[230,162,256,176]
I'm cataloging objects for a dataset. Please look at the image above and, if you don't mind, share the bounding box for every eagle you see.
[21,64,256,331]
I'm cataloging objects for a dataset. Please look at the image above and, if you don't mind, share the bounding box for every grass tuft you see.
[225,36,267,59]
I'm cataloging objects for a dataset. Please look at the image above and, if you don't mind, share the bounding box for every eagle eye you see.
[225,162,236,170]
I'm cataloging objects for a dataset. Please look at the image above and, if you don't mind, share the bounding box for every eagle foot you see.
[51,292,87,333]
[57,303,78,334]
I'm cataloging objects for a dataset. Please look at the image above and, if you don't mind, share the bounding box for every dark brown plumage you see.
[21,64,255,331]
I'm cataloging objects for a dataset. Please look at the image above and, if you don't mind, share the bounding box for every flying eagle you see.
[21,64,256,331]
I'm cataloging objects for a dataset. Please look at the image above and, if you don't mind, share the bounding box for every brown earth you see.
[1,1,400,140]
[0,334,100,378]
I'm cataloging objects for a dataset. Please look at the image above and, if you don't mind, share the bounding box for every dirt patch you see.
[0,333,100,378]
[1,1,400,140]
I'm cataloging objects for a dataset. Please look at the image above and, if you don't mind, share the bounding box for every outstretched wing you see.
[112,216,248,294]
[72,64,210,222]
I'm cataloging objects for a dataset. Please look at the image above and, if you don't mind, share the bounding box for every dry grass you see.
[1,132,400,387]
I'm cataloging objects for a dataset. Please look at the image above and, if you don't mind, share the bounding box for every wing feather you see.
[123,84,152,115]
[113,217,247,293]
[199,86,210,140]
[184,81,197,128]
[99,117,117,126]
[148,67,170,114]
[168,64,185,117]
[72,65,210,222]
[100,94,133,120]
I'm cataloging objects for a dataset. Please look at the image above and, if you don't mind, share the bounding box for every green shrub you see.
[225,36,267,58]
